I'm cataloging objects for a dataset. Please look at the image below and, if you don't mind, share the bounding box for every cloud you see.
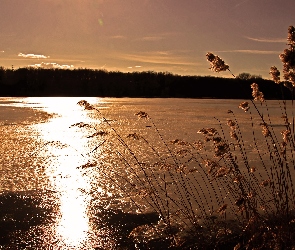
[215,50,281,55]
[110,35,126,39]
[29,62,74,69]
[127,65,142,69]
[245,36,286,43]
[119,51,196,66]
[138,32,180,42]
[0,50,4,53]
[18,53,49,59]
[110,35,165,42]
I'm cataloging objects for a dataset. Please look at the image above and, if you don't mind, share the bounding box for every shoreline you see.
[0,99,53,125]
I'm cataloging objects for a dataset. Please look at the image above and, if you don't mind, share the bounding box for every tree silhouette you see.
[0,67,291,99]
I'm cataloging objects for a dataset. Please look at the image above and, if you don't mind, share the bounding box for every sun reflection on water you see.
[27,97,99,248]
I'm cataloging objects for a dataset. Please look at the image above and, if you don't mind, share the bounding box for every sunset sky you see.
[0,0,294,78]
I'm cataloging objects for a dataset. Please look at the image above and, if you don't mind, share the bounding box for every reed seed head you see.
[206,52,230,73]
[227,119,236,128]
[135,111,149,119]
[193,140,204,150]
[87,131,108,138]
[283,70,295,87]
[251,83,264,102]
[127,133,141,140]
[260,123,271,137]
[197,127,218,136]
[280,34,295,86]
[212,137,222,143]
[171,139,189,145]
[248,190,257,198]
[280,48,295,68]
[215,166,230,178]
[214,142,229,157]
[79,161,97,169]
[281,129,291,143]
[269,66,280,84]
[71,122,92,128]
[188,168,199,173]
[233,175,244,183]
[217,204,228,214]
[77,100,95,110]
[176,164,187,174]
[238,101,250,112]
[230,131,238,141]
[204,159,219,174]
[287,25,295,46]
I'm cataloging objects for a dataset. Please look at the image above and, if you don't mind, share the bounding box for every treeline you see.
[0,67,292,99]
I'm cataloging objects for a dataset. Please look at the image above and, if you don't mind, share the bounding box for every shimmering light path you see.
[29,97,98,248]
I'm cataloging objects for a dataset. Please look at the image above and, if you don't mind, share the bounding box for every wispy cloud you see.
[110,35,126,39]
[127,65,142,69]
[29,62,74,69]
[245,36,286,43]
[137,32,180,42]
[18,53,49,59]
[215,50,281,55]
[119,51,196,66]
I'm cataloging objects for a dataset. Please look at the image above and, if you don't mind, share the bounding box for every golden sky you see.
[0,0,294,78]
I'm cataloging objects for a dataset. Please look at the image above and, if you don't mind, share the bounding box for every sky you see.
[0,0,294,78]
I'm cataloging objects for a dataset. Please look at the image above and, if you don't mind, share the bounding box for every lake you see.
[0,97,293,249]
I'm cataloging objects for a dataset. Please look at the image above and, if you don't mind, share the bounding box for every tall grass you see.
[75,26,295,249]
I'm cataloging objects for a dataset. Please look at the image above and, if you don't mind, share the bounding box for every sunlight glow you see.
[28,97,99,248]
[98,18,104,26]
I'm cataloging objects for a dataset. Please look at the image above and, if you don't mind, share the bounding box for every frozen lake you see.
[0,97,293,249]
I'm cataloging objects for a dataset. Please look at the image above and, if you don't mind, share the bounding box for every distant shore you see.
[0,68,292,99]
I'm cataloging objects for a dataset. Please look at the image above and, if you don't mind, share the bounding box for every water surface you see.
[0,97,293,249]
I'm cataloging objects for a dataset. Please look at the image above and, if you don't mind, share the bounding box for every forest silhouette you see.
[0,67,291,99]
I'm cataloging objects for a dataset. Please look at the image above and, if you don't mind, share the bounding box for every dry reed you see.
[74,26,295,249]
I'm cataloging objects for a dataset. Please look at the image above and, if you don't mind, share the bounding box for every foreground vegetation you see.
[73,26,295,249]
